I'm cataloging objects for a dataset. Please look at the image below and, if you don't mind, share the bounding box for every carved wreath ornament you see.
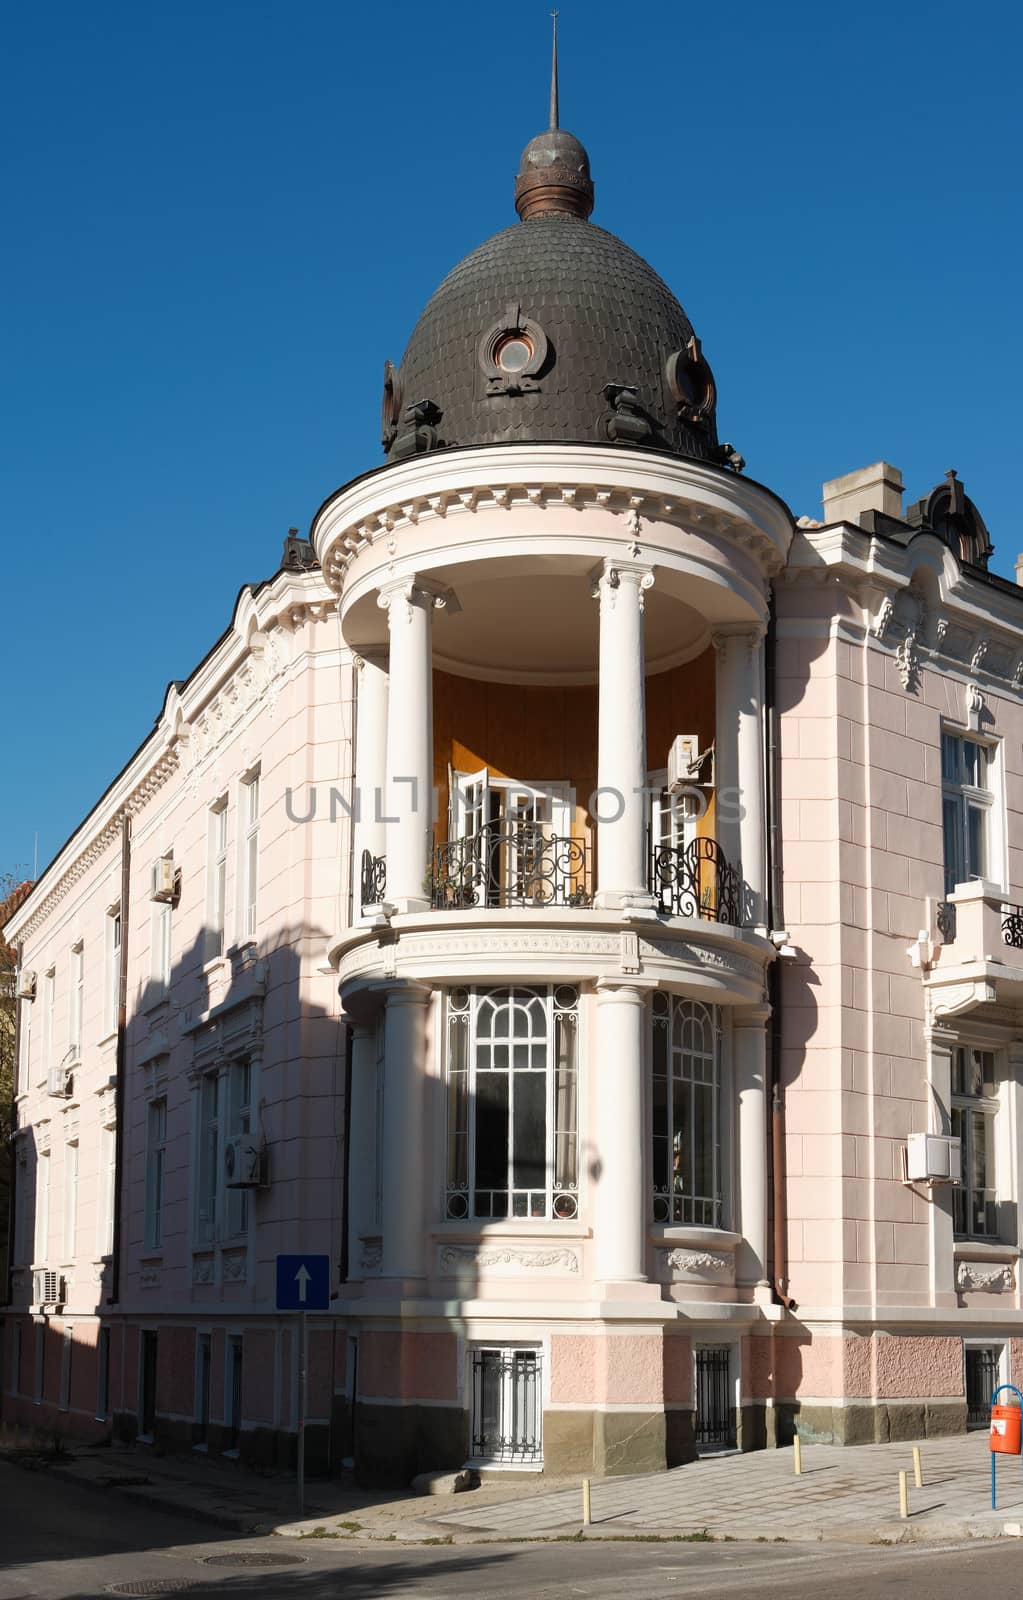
[956,1260,1015,1293]
[661,1248,730,1274]
[439,1245,579,1274]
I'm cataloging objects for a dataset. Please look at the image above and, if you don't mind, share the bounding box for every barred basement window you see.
[652,995,722,1226]
[470,1347,542,1464]
[446,986,578,1221]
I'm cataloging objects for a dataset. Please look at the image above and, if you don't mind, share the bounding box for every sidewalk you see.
[4,1428,1021,1546]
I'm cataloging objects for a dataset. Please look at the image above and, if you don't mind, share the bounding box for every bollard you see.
[899,1469,909,1520]
[913,1445,923,1489]
[793,1434,802,1475]
[582,1478,591,1526]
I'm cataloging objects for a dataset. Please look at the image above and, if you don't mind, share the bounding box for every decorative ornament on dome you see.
[514,13,594,222]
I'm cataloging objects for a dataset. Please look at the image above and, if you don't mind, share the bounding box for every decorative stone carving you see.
[956,1260,1015,1293]
[222,1251,247,1283]
[438,1245,580,1274]
[659,1248,731,1276]
[359,1240,382,1273]
[192,1256,215,1286]
[895,631,920,692]
[139,1266,160,1289]
[966,683,985,732]
[872,596,895,641]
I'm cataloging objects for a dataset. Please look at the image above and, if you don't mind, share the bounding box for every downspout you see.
[107,810,131,1306]
[339,1021,353,1283]
[765,594,796,1312]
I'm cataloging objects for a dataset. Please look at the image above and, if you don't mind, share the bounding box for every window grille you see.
[470,1348,542,1464]
[695,1347,735,1447]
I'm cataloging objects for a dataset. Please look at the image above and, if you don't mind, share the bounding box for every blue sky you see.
[3,0,1021,880]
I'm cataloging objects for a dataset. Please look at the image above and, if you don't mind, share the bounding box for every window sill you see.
[954,1239,1020,1258]
[466,1457,544,1473]
[97,1031,117,1050]
[649,1225,741,1249]
[433,1221,591,1240]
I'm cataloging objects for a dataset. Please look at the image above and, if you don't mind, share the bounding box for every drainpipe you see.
[107,810,131,1306]
[765,596,796,1312]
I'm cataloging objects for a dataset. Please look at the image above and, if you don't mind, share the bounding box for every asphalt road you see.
[6,1460,1023,1599]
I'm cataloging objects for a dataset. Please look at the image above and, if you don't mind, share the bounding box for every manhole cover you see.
[203,1553,307,1567]
[107,1585,197,1597]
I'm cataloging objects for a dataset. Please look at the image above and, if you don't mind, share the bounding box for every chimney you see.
[821,462,904,527]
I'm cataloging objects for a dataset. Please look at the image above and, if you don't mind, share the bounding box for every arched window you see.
[651,995,722,1226]
[446,986,579,1221]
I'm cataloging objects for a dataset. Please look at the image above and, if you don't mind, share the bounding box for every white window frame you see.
[240,770,261,941]
[206,798,229,962]
[97,1122,116,1258]
[63,1140,78,1262]
[942,729,1001,893]
[145,1097,167,1251]
[651,995,725,1228]
[195,1072,221,1245]
[104,906,121,1037]
[224,1062,252,1239]
[468,1344,543,1468]
[34,1148,50,1266]
[69,941,84,1062]
[951,1044,1000,1239]
[17,995,32,1096]
[41,968,55,1087]
[448,769,575,907]
[151,899,172,992]
[445,986,579,1222]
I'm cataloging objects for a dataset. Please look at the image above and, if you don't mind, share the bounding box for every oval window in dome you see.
[494,334,533,374]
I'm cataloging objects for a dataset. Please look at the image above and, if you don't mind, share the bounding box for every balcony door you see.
[450,770,571,907]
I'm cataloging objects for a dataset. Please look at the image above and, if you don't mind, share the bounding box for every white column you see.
[713,626,766,926]
[733,1007,770,1297]
[353,650,389,912]
[378,579,438,912]
[380,985,432,1281]
[346,1021,377,1277]
[594,560,655,910]
[594,981,651,1283]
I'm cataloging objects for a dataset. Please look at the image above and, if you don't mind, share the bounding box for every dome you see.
[380,92,729,468]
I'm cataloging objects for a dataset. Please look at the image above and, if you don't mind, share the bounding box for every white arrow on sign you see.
[295,1264,311,1304]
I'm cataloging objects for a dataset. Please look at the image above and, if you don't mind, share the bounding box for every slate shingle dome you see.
[382,118,724,468]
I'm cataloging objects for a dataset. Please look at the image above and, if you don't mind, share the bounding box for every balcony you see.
[928,880,1023,1011]
[361,833,746,925]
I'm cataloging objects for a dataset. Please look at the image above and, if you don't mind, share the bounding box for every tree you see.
[1,873,34,1289]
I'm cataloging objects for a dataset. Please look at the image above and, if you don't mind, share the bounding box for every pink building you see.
[4,98,1022,1482]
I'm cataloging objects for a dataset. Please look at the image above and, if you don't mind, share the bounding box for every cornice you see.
[312,445,793,596]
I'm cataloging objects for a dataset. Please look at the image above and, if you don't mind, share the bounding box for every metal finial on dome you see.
[515,13,594,221]
[550,10,559,129]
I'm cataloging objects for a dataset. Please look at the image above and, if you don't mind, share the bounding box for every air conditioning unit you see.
[46,1052,74,1098]
[224,1136,266,1189]
[905,1132,962,1185]
[150,855,177,903]
[33,1269,66,1307]
[16,969,37,1001]
[667,734,713,792]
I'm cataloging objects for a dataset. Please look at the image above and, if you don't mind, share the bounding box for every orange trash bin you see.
[990,1405,1022,1454]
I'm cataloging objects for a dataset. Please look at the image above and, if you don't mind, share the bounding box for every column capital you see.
[711,622,766,655]
[377,574,459,621]
[383,981,434,1010]
[732,1004,772,1030]
[589,558,656,611]
[595,977,657,1002]
[353,645,389,672]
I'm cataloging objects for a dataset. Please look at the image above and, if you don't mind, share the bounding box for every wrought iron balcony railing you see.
[431,823,593,910]
[1002,902,1023,949]
[650,836,743,925]
[360,848,386,909]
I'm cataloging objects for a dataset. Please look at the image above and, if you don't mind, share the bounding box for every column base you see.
[593,892,658,915]
[594,1278,663,1302]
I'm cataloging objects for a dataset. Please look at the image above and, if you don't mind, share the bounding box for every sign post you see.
[276,1254,330,1517]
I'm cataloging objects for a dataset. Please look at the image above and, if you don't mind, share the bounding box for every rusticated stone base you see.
[354,1402,467,1487]
[543,1408,668,1476]
[788,1400,969,1446]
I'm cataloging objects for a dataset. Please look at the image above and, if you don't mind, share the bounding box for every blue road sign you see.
[276,1253,330,1312]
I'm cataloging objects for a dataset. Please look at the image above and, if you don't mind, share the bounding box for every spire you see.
[550,10,559,129]
[514,12,594,221]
